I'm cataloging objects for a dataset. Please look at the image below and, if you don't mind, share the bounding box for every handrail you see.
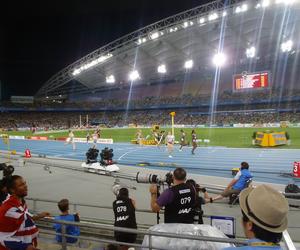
[38,217,297,250]
[39,217,247,250]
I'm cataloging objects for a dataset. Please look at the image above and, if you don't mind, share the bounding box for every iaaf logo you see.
[178,208,192,214]
[117,215,129,221]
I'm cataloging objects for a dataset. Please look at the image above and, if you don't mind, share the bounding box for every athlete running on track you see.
[166,131,175,158]
[191,130,197,155]
[179,129,186,151]
[65,130,76,150]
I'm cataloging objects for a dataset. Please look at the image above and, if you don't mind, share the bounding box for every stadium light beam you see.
[106,75,115,84]
[212,53,226,67]
[184,60,194,69]
[276,0,296,4]
[246,46,256,58]
[281,40,293,52]
[157,64,167,74]
[129,70,140,81]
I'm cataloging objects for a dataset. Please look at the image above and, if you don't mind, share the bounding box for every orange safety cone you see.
[24,149,31,158]
[293,161,300,178]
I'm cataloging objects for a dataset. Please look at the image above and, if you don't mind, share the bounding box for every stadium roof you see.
[35,0,300,98]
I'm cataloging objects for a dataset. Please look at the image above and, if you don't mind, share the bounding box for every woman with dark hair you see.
[113,188,137,250]
[191,130,197,155]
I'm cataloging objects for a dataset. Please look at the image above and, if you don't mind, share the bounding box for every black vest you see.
[113,197,137,229]
[164,183,195,223]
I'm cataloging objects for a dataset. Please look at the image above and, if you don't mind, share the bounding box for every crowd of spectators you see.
[1,88,300,110]
[1,87,300,130]
[0,109,299,131]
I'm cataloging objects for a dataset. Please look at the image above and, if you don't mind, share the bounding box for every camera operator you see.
[0,177,9,204]
[0,164,15,204]
[149,167,196,224]
[186,179,211,224]
[113,188,137,250]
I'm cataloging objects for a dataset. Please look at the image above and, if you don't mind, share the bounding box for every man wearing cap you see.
[224,184,289,249]
[212,162,252,202]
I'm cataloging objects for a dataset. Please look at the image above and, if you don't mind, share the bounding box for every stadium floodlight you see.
[46,96,49,99]
[262,0,270,7]
[281,40,293,52]
[169,27,178,33]
[246,46,256,58]
[157,64,167,74]
[129,70,140,81]
[183,21,194,28]
[208,13,218,21]
[106,75,115,84]
[235,4,248,13]
[199,17,205,24]
[137,37,147,45]
[184,60,194,69]
[72,53,113,76]
[212,53,226,67]
[150,31,164,40]
[276,0,296,4]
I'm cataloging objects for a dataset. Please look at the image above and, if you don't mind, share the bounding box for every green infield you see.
[4,127,300,149]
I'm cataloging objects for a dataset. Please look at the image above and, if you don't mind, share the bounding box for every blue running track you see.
[1,139,300,185]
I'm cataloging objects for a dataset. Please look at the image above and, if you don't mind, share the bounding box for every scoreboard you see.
[233,71,269,91]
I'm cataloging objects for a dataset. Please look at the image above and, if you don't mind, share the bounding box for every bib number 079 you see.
[180,197,191,204]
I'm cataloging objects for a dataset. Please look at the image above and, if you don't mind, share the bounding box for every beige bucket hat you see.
[239,184,288,233]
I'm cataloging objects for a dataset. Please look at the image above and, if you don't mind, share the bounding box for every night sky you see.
[0,0,211,100]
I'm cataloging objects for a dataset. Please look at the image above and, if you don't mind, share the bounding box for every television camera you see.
[0,163,14,178]
[111,172,173,197]
[86,147,99,164]
[135,172,173,187]
[0,163,14,203]
[100,147,114,165]
[81,147,119,173]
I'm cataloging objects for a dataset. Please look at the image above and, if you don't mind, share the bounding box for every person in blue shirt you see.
[212,162,252,202]
[223,184,289,249]
[53,199,80,244]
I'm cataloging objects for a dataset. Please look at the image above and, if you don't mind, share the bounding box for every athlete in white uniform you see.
[65,130,76,150]
[136,129,143,146]
[166,131,175,158]
[92,132,98,146]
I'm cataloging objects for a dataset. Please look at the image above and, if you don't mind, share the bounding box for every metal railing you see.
[39,217,246,250]
[38,217,296,250]
[28,196,298,250]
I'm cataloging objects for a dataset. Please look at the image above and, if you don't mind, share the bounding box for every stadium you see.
[0,0,300,249]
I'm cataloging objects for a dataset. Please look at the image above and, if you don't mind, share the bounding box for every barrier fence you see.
[28,197,297,250]
[38,217,296,250]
